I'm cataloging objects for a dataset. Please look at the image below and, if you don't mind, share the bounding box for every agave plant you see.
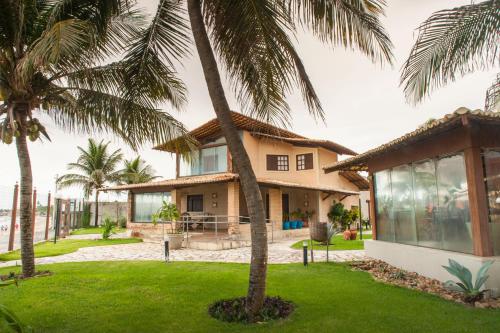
[442,259,494,304]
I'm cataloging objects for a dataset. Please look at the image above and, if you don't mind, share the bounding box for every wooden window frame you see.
[267,154,289,171]
[296,153,313,170]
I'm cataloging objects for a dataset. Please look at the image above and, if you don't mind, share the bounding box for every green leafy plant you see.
[290,209,304,220]
[101,218,116,240]
[327,201,345,227]
[442,259,494,304]
[117,217,127,229]
[0,279,32,332]
[303,210,315,220]
[152,202,180,231]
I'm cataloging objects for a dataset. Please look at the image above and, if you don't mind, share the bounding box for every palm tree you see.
[401,0,500,105]
[57,139,123,227]
[122,157,159,184]
[139,0,393,318]
[0,0,192,277]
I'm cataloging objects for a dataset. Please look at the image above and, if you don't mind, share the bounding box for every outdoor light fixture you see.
[303,241,308,266]
[164,240,170,263]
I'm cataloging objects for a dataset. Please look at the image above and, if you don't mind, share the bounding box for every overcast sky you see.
[0,0,497,207]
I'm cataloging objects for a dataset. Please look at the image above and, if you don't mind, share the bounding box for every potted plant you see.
[282,213,290,230]
[152,201,183,249]
[302,210,315,228]
[348,207,359,240]
[290,209,304,229]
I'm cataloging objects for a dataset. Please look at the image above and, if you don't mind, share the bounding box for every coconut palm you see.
[401,0,500,106]
[122,157,159,184]
[57,139,123,227]
[0,0,192,277]
[137,0,393,318]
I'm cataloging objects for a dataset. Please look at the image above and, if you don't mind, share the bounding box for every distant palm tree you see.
[0,0,191,277]
[139,0,393,318]
[401,0,500,106]
[57,139,123,227]
[122,157,159,184]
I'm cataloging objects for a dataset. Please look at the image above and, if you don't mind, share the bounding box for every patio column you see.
[227,182,240,236]
[127,191,133,226]
[268,188,282,230]
[464,147,493,256]
[368,173,377,240]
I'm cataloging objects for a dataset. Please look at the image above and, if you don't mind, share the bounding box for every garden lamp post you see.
[303,241,308,266]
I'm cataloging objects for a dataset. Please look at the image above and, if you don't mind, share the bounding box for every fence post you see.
[31,187,37,240]
[72,200,77,229]
[45,192,51,240]
[8,183,19,251]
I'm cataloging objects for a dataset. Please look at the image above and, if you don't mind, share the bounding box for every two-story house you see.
[106,112,368,248]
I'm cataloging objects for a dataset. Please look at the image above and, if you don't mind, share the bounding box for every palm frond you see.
[204,0,324,127]
[119,0,190,110]
[284,0,394,64]
[44,87,195,150]
[401,0,500,104]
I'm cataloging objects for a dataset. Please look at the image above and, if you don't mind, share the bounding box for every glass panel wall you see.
[483,149,500,255]
[180,145,228,176]
[374,170,394,241]
[134,192,171,222]
[392,165,417,245]
[436,154,472,253]
[413,160,440,248]
[374,152,473,254]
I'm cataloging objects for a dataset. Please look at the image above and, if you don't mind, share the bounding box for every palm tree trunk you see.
[94,190,99,227]
[15,106,35,277]
[187,0,268,320]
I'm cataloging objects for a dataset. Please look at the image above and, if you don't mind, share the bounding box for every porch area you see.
[119,174,359,250]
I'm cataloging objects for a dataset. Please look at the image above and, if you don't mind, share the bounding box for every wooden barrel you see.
[310,222,328,242]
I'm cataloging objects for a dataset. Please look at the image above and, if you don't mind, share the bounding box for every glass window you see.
[297,154,305,170]
[187,195,203,212]
[277,155,289,171]
[134,192,171,222]
[374,170,394,242]
[392,165,417,245]
[412,160,441,249]
[436,154,472,253]
[483,149,500,255]
[179,145,228,176]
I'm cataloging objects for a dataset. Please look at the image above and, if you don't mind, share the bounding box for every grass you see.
[0,261,498,332]
[0,239,142,261]
[291,232,371,251]
[70,226,125,235]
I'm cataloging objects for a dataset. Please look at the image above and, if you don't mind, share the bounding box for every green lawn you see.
[70,226,125,235]
[0,262,498,332]
[0,239,141,261]
[291,232,371,251]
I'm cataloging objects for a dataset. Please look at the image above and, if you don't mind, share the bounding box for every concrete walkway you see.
[0,238,366,267]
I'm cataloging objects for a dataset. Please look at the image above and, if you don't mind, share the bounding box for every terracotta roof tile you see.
[323,107,500,173]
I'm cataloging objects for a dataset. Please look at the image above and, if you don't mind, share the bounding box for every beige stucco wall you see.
[177,183,228,216]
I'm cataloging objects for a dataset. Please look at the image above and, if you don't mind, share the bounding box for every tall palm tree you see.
[122,156,159,184]
[401,0,500,106]
[140,0,392,318]
[57,139,123,227]
[0,0,192,277]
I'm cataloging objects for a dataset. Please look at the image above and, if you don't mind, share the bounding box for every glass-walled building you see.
[323,108,500,295]
[374,153,473,254]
